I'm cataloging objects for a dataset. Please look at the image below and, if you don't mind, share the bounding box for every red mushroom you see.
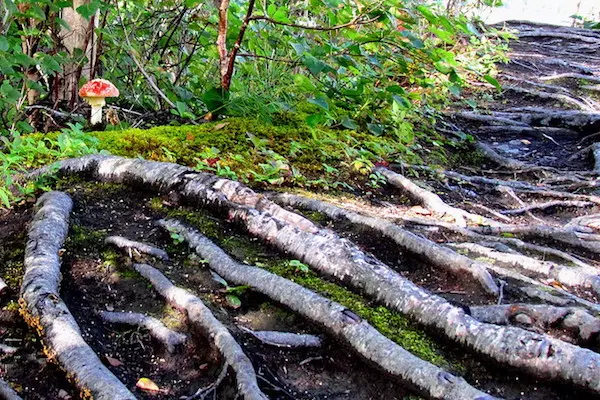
[79,79,119,125]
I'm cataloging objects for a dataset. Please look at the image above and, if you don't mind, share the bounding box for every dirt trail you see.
[1,21,600,400]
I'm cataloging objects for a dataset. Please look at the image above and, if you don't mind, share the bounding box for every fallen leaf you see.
[105,356,123,367]
[136,377,160,393]
[520,139,531,145]
[213,122,229,131]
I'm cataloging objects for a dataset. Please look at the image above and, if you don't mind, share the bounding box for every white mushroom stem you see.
[85,97,106,125]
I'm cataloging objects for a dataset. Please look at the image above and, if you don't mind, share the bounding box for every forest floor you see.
[1,21,600,400]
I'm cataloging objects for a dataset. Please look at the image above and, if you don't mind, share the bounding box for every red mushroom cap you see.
[79,79,119,98]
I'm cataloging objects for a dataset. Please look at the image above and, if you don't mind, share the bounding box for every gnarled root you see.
[470,304,600,345]
[375,166,494,226]
[448,242,600,296]
[271,192,499,295]
[20,192,135,400]
[29,156,600,394]
[157,219,496,400]
[132,263,268,400]
[99,311,187,353]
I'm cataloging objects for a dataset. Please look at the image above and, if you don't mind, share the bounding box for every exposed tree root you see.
[132,263,268,400]
[501,200,594,215]
[402,216,593,271]
[540,73,600,84]
[448,242,600,296]
[29,156,600,394]
[592,143,600,174]
[473,142,528,170]
[501,74,572,93]
[504,86,593,111]
[474,124,579,139]
[0,379,22,400]
[508,54,596,74]
[469,224,600,255]
[470,304,600,345]
[19,192,135,400]
[451,111,529,126]
[105,236,170,260]
[485,109,600,133]
[99,311,187,353]
[271,192,499,295]
[240,327,322,348]
[157,218,496,400]
[517,30,600,44]
[374,166,496,226]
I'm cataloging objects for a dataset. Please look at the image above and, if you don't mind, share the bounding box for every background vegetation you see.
[0,0,509,206]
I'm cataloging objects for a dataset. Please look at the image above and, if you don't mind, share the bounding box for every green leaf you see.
[367,123,384,136]
[76,1,100,20]
[308,95,329,111]
[340,116,358,130]
[484,74,502,91]
[225,295,242,308]
[0,37,8,52]
[306,113,324,127]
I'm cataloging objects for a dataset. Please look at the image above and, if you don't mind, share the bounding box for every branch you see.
[222,0,256,91]
[248,14,378,31]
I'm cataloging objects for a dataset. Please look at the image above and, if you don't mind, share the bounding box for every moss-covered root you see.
[20,191,135,400]
[158,218,497,400]
[132,263,268,400]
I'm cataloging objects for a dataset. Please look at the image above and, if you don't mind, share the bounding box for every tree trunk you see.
[57,0,97,107]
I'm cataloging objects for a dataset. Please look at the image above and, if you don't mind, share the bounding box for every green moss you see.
[35,117,431,188]
[161,205,455,369]
[68,225,106,251]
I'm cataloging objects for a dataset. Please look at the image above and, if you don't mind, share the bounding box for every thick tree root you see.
[402,216,594,271]
[504,86,593,111]
[0,379,22,400]
[517,29,600,44]
[473,142,528,170]
[99,311,187,353]
[105,236,170,260]
[157,219,496,400]
[470,304,600,345]
[447,242,600,296]
[540,73,600,84]
[132,263,268,400]
[271,192,499,295]
[240,327,322,348]
[374,166,494,226]
[30,156,600,394]
[19,192,135,400]
[480,109,600,133]
[501,200,594,215]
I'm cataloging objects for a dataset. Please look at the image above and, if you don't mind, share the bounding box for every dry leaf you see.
[136,377,160,392]
[105,356,123,367]
[213,122,229,131]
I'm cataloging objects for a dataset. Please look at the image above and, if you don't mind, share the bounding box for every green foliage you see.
[0,0,508,137]
[0,123,100,207]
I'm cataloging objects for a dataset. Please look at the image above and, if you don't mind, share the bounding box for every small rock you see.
[58,389,71,399]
